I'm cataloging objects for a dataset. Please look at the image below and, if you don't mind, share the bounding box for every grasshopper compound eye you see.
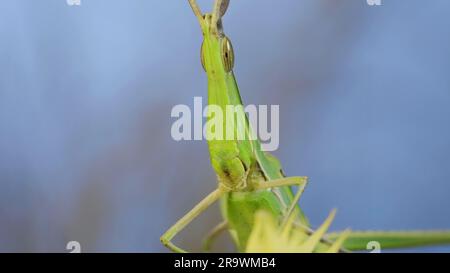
[221,36,234,72]
[200,39,207,72]
[200,35,234,73]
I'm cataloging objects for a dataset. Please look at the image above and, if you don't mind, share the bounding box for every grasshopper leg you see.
[254,176,308,225]
[202,220,228,252]
[160,188,225,253]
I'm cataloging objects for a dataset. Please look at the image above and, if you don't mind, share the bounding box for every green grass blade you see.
[327,230,450,251]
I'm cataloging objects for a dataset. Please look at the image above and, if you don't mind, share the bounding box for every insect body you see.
[161,0,309,253]
[161,0,450,253]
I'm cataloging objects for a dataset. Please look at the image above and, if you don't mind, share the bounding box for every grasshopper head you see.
[188,0,234,75]
[188,0,229,32]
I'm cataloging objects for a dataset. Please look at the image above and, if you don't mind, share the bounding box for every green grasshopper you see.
[161,0,450,253]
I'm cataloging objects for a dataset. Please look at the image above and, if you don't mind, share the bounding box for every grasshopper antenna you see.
[188,0,204,23]
[212,0,230,25]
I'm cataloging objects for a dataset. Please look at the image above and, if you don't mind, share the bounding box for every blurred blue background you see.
[1,0,450,252]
